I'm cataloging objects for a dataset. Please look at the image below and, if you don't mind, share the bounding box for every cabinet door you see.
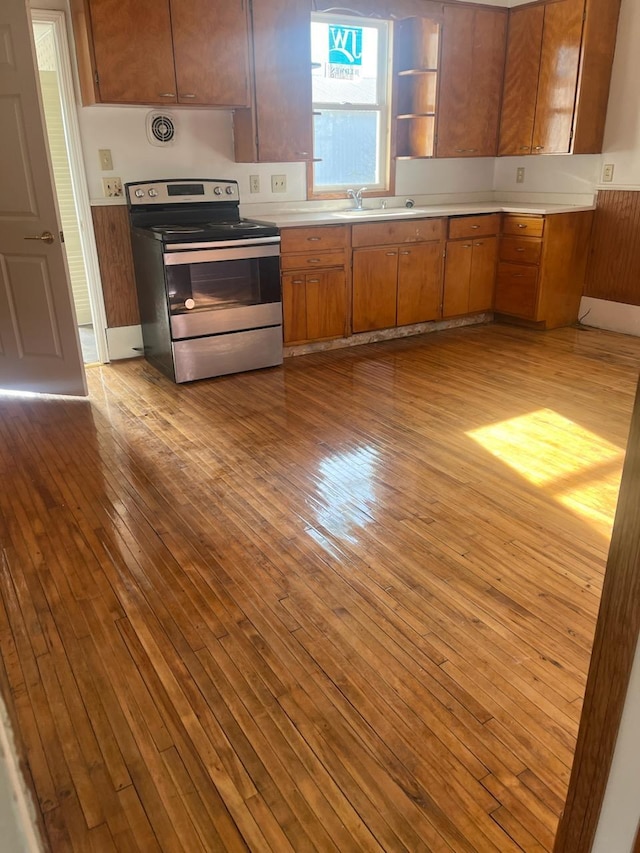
[494,263,539,319]
[532,0,585,155]
[89,0,177,104]
[306,270,348,340]
[282,274,307,344]
[498,4,545,156]
[437,6,507,158]
[397,243,443,326]
[443,241,472,317]
[352,248,398,333]
[236,0,313,162]
[468,238,497,313]
[171,0,250,106]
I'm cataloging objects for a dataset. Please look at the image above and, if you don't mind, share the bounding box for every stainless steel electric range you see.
[126,178,282,383]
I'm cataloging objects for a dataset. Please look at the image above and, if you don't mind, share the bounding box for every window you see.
[310,14,392,196]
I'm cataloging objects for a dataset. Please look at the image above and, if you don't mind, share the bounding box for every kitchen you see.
[1,0,640,849]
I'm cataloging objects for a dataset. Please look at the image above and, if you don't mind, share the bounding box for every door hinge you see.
[94,70,99,86]
[60,230,65,243]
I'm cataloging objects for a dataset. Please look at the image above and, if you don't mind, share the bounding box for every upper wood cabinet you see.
[436,5,507,158]
[70,0,251,107]
[233,0,313,163]
[499,0,622,156]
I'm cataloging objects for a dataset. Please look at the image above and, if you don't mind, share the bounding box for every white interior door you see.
[0,0,86,396]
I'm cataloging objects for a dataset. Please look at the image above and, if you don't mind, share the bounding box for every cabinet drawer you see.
[499,236,543,264]
[280,226,348,253]
[448,214,501,240]
[495,262,539,318]
[280,250,346,271]
[351,217,445,247]
[502,215,545,237]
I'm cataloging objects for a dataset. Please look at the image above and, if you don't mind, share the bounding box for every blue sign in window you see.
[329,26,363,66]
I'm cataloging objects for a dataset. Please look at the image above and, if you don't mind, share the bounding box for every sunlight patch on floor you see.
[467,408,624,533]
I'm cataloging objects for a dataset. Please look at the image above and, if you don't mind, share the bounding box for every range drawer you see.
[280,249,346,271]
[280,225,349,253]
[502,215,545,238]
[351,217,445,247]
[499,236,543,264]
[448,213,501,240]
[494,262,539,319]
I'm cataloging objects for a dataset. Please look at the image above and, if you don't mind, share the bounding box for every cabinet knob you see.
[513,273,525,278]
[462,244,472,249]
[385,251,397,256]
[307,278,320,284]
[517,224,528,229]
[470,225,480,229]
[159,92,175,98]
[475,242,483,247]
[516,247,525,252]
[308,258,321,264]
[307,236,321,241]
[292,278,304,284]
[180,93,196,99]
[400,250,411,255]
[519,146,530,151]
[534,146,545,150]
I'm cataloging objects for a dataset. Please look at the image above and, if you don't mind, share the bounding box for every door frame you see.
[554,376,640,852]
[31,8,109,365]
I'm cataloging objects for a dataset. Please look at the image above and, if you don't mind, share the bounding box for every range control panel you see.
[126,179,240,206]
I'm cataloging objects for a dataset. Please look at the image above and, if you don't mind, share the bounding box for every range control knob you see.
[225,186,235,195]
[185,298,195,310]
[134,189,145,198]
[213,186,222,195]
[148,188,158,197]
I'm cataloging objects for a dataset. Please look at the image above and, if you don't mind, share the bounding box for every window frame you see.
[307,12,395,201]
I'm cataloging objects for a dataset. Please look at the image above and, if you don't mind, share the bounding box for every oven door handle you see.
[163,243,281,265]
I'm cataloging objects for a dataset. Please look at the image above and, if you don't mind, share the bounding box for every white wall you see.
[77,104,308,205]
[493,154,600,202]
[597,0,640,189]
[592,637,640,853]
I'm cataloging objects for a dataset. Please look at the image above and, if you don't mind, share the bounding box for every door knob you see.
[24,231,55,244]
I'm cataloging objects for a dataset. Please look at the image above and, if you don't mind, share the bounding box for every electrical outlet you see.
[249,174,260,194]
[98,148,113,171]
[271,174,287,193]
[602,163,615,183]
[516,167,525,184]
[102,177,123,198]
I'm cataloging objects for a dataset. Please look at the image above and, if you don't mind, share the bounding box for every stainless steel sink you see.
[331,208,429,219]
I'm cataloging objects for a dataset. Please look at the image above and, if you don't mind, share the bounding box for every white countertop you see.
[251,201,595,228]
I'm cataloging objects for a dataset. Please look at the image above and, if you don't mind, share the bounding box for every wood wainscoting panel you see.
[91,204,140,328]
[584,191,640,307]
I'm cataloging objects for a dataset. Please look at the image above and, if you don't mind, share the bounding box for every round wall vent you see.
[146,112,176,146]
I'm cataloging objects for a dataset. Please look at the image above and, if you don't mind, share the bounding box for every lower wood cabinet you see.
[283,269,347,344]
[351,219,445,333]
[494,211,594,328]
[443,215,499,317]
[280,225,349,344]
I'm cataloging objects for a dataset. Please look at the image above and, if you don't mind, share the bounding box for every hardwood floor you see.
[1,324,638,852]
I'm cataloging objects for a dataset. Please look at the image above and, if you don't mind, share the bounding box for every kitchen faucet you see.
[347,187,367,209]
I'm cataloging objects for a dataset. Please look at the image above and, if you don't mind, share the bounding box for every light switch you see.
[99,149,113,171]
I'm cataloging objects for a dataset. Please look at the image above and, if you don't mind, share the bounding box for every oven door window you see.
[166,256,280,315]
